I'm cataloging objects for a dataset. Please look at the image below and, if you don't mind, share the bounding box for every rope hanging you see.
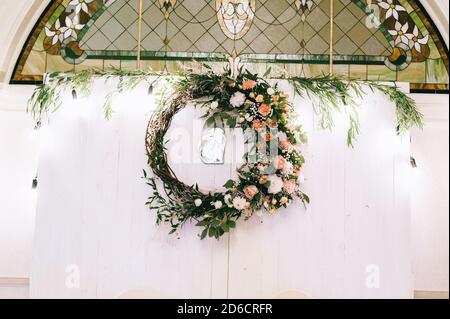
[329,0,334,75]
[136,0,143,69]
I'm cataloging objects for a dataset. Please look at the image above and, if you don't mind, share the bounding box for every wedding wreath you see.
[144,70,309,240]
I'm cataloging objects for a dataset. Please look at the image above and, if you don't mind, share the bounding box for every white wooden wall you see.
[30,80,413,298]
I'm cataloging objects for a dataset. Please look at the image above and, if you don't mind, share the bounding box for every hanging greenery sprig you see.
[28,68,161,128]
[288,74,423,146]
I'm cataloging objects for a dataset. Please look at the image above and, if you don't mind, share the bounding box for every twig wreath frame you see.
[29,66,423,239]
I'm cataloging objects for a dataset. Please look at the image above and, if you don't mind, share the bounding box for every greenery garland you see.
[28,67,423,239]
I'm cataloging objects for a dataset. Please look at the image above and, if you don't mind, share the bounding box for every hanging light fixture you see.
[71,88,77,100]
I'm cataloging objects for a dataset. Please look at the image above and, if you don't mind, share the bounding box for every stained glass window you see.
[11,0,449,92]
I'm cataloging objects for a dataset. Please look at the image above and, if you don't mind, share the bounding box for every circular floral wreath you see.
[145,70,309,239]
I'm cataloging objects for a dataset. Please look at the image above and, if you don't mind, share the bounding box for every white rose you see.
[214,201,223,209]
[267,87,275,95]
[282,162,294,175]
[210,101,219,109]
[224,194,233,207]
[237,117,245,124]
[194,199,202,207]
[245,113,254,122]
[230,91,246,108]
[232,196,247,210]
[267,175,283,194]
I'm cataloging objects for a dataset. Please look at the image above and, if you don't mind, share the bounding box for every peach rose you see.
[283,179,296,195]
[263,132,273,142]
[272,95,280,102]
[245,99,253,105]
[273,155,287,170]
[267,119,278,128]
[259,175,269,185]
[258,103,272,117]
[280,197,289,205]
[256,95,265,103]
[280,140,294,153]
[228,82,236,88]
[244,185,259,200]
[281,91,289,99]
[281,104,290,112]
[242,80,257,90]
[249,92,255,98]
[252,119,265,131]
[294,168,302,176]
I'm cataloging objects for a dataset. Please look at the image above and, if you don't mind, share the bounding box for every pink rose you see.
[283,179,296,195]
[243,185,259,200]
[280,197,289,205]
[280,140,294,153]
[273,155,287,170]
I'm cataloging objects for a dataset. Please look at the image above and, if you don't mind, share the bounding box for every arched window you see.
[11,0,449,93]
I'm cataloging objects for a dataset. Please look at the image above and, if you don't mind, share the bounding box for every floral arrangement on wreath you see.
[145,69,309,240]
[27,66,423,240]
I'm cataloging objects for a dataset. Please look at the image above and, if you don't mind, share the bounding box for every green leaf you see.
[206,116,215,126]
[227,117,237,128]
[200,228,208,240]
[219,112,231,120]
[196,220,209,227]
[223,179,235,189]
[302,193,310,205]
[226,220,236,228]
[208,227,217,238]
[221,223,230,233]
[217,228,225,238]
[211,219,221,227]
